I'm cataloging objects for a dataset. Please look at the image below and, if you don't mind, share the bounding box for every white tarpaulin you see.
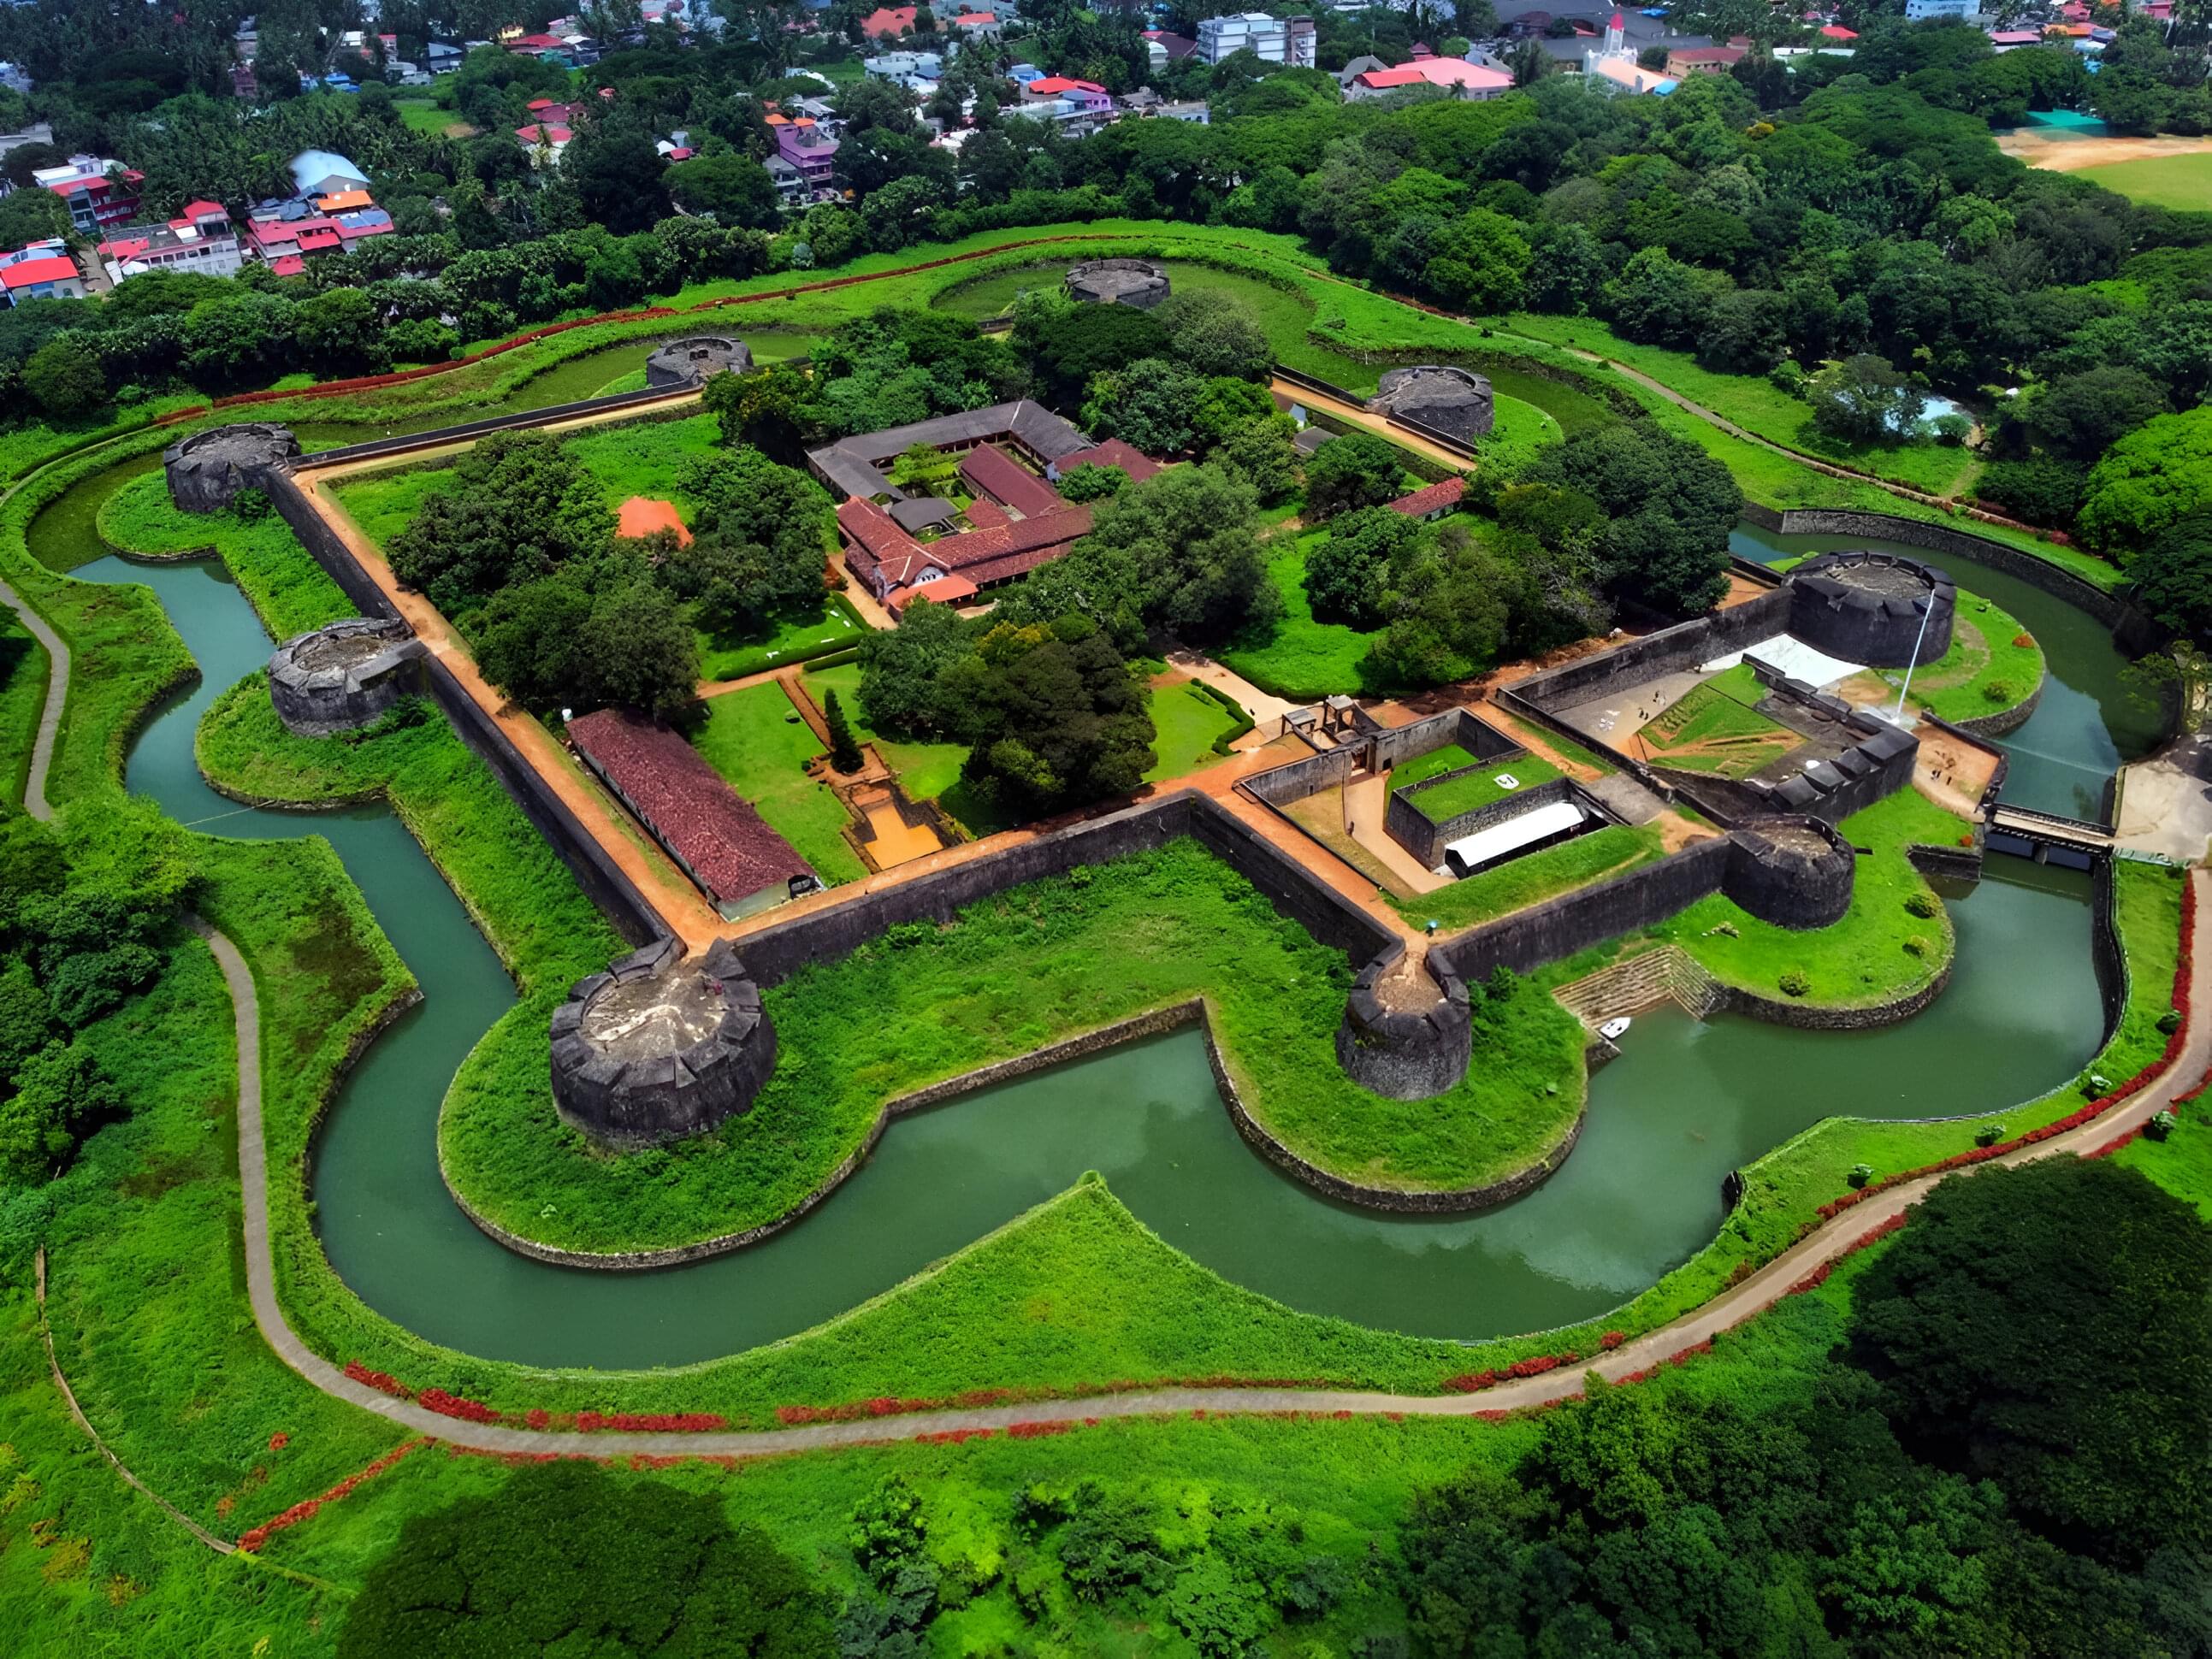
[1698,634,1866,690]
[1441,799,1587,875]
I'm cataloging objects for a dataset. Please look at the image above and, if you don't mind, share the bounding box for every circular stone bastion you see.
[266,617,427,736]
[549,937,775,1148]
[645,336,754,388]
[163,422,300,513]
[1063,257,1172,309]
[1787,551,1955,669]
[1721,815,1855,930]
[1366,365,1495,444]
[1334,949,1472,1101]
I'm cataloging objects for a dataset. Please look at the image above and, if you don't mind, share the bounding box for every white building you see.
[1903,0,1978,16]
[864,50,943,87]
[1194,12,1316,68]
[98,201,246,284]
[0,239,87,307]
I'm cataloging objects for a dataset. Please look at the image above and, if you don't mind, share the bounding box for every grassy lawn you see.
[1499,314,1981,499]
[1218,530,1393,701]
[2077,153,2212,210]
[804,660,971,802]
[0,608,46,808]
[329,465,452,551]
[395,98,469,137]
[1405,751,1564,820]
[697,596,866,682]
[1391,741,1482,790]
[561,411,725,513]
[690,681,867,884]
[439,840,1589,1256]
[1391,822,1671,934]
[1871,589,2044,724]
[1652,788,1967,1007]
[2118,1090,2212,1217]
[1144,679,1241,782]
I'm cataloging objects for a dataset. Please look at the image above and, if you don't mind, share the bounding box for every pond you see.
[50,515,2121,1371]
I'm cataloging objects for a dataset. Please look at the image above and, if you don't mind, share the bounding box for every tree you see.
[0,1041,121,1183]
[1527,424,1737,614]
[1189,377,1280,452]
[1302,431,1405,522]
[563,126,672,234]
[337,1461,832,1656]
[1080,357,1203,456]
[1806,353,1926,446]
[943,614,1156,815]
[22,337,105,419]
[673,449,833,617]
[389,431,614,614]
[2078,408,2212,559]
[1304,506,1426,629]
[2024,367,2168,463]
[0,186,70,250]
[1978,456,2085,528]
[1153,289,1273,381]
[857,595,970,736]
[2129,515,2212,646]
[1215,417,1303,506]
[665,152,782,228]
[1422,207,1531,315]
[701,362,813,463]
[824,688,863,773]
[1606,246,1728,350]
[1054,463,1127,503]
[1021,302,1170,405]
[1849,1158,2212,1568]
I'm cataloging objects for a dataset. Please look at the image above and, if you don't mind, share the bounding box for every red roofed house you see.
[1050,439,1162,486]
[1344,57,1514,101]
[861,6,917,38]
[1386,477,1468,522]
[32,155,142,233]
[245,195,395,270]
[566,709,818,919]
[98,199,244,284]
[1819,24,1856,39]
[0,239,87,307]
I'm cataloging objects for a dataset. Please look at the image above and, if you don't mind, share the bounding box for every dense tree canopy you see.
[388,430,613,615]
[1526,424,1739,614]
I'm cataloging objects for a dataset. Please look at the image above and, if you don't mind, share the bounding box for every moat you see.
[62,517,2120,1369]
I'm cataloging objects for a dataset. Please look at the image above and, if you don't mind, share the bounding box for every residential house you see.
[1582,14,1677,96]
[1987,27,2043,49]
[0,62,34,96]
[1144,29,1198,67]
[33,156,142,233]
[1015,76,1116,134]
[98,200,246,284]
[1194,12,1316,67]
[0,239,86,307]
[1155,100,1211,123]
[287,150,370,198]
[1664,44,1745,74]
[1344,57,1514,100]
[767,114,840,195]
[1385,477,1466,522]
[861,6,918,38]
[954,11,1002,39]
[244,193,394,276]
[865,50,943,86]
[0,119,53,161]
[1335,53,1389,85]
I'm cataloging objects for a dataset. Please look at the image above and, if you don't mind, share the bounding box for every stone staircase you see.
[1551,945,1725,1031]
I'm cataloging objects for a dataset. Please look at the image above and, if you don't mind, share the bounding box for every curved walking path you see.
[202,869,2209,1459]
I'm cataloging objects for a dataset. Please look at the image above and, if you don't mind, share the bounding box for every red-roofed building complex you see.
[810,401,1165,615]
[98,199,245,284]
[32,155,142,233]
[244,193,395,273]
[861,6,917,37]
[567,709,818,920]
[0,239,87,307]
[1344,57,1512,101]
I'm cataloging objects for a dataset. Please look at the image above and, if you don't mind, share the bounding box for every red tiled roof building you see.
[567,710,816,919]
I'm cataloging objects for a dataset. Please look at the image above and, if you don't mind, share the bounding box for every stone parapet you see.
[266,617,427,735]
[164,422,300,512]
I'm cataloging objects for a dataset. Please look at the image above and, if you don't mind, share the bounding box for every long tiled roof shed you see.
[806,400,1093,503]
[567,709,813,917]
[959,442,1062,517]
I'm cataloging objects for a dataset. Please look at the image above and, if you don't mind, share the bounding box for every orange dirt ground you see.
[617,496,691,544]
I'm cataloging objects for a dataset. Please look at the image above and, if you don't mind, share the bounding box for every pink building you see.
[1344,57,1514,101]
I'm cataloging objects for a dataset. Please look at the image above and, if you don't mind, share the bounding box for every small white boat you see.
[1599,1017,1633,1042]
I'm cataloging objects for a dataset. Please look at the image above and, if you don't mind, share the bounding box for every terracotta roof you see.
[959,443,1062,517]
[888,572,978,611]
[861,6,916,36]
[1056,439,1160,483]
[269,254,306,276]
[1387,477,1468,517]
[567,710,812,906]
[316,188,373,211]
[180,199,228,221]
[963,499,1008,529]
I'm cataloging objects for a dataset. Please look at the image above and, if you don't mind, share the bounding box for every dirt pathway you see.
[294,470,727,952]
[1269,379,1478,473]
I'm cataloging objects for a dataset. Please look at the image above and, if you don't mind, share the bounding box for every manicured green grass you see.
[1391,823,1670,935]
[439,841,1588,1256]
[805,661,971,802]
[1648,788,1966,1007]
[1405,751,1564,821]
[2077,153,2212,211]
[328,465,452,552]
[1391,742,1482,790]
[691,682,867,883]
[1873,589,2044,724]
[696,597,866,682]
[1144,680,1241,783]
[2119,1092,2212,1217]
[1218,532,1393,701]
[97,471,351,641]
[1640,675,1797,778]
[395,98,467,136]
[0,608,46,807]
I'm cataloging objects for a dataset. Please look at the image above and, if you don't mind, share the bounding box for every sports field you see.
[2076,152,2212,210]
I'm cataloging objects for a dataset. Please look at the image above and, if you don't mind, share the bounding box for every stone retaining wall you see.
[1508,588,1795,715]
[1434,837,1736,982]
[1391,774,1578,871]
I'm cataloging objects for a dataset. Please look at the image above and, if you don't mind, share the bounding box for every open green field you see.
[690,681,868,884]
[697,596,866,681]
[804,660,972,800]
[1393,821,1671,935]
[1872,589,2044,723]
[1391,741,1482,790]
[394,97,469,136]
[1406,750,1564,820]
[1218,529,1393,700]
[2075,152,2212,210]
[1144,678,1243,782]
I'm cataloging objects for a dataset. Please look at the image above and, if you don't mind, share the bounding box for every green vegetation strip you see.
[436,841,1588,1258]
[97,472,344,644]
[1407,753,1565,823]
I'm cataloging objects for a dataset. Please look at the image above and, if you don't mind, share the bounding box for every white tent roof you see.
[1699,633,1865,690]
[1441,800,1587,874]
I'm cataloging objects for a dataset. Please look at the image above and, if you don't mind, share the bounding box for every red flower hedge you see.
[267,1432,288,1451]
[417,1388,500,1425]
[1442,1349,1582,1394]
[343,1361,408,1399]
[574,1411,727,1433]
[237,1439,423,1552]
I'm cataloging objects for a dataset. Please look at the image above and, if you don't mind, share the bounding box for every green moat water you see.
[47,500,2120,1371]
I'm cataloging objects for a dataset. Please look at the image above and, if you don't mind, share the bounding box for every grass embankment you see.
[1144,679,1244,782]
[0,610,46,807]
[1392,742,1480,790]
[1389,824,1672,935]
[691,682,868,883]
[438,840,1588,1258]
[96,471,343,642]
[1875,589,2044,724]
[1640,674,1797,778]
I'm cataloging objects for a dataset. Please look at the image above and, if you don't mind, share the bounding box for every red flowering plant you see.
[236,1440,423,1553]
